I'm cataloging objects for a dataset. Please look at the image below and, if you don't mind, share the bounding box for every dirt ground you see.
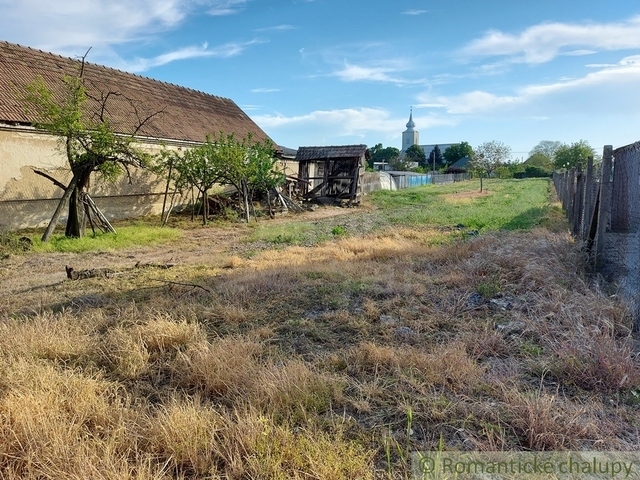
[0,205,365,299]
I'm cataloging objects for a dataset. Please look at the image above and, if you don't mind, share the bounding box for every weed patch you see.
[1,179,638,477]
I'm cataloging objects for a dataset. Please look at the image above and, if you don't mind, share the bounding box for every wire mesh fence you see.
[553,141,640,328]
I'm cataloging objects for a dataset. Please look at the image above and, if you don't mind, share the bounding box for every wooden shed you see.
[296,145,369,205]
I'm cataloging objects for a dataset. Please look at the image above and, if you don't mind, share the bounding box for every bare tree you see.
[529,140,562,160]
[22,52,162,240]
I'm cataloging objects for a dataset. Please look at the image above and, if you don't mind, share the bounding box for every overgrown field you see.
[0,178,638,479]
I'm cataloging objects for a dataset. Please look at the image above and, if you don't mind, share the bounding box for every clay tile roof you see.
[0,41,271,145]
[295,145,370,162]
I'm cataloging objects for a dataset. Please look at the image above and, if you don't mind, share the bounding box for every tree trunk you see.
[41,175,79,242]
[242,180,250,223]
[65,167,92,238]
[202,191,208,225]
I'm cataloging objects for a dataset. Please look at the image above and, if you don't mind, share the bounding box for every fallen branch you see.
[65,262,175,280]
[66,265,113,280]
[134,262,176,269]
[156,279,211,293]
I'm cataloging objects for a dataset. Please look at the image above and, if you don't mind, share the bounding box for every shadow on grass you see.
[499,206,550,231]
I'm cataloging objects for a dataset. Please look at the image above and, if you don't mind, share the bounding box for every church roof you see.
[0,41,271,145]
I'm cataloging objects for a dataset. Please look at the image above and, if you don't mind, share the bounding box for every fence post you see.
[595,146,613,268]
[567,168,576,227]
[583,156,594,239]
[573,163,584,236]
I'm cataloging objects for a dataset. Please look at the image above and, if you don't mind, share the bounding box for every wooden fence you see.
[553,141,640,327]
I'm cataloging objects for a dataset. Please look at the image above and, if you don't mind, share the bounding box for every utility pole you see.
[432,148,436,178]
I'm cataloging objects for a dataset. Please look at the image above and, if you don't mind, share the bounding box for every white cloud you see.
[331,61,426,85]
[254,24,296,32]
[252,108,454,144]
[563,49,597,57]
[0,0,251,54]
[333,63,401,83]
[251,88,281,93]
[460,15,640,64]
[419,54,640,115]
[420,91,519,115]
[0,1,183,51]
[207,0,249,16]
[401,9,427,16]
[116,39,263,71]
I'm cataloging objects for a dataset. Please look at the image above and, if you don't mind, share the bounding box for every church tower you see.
[402,108,419,151]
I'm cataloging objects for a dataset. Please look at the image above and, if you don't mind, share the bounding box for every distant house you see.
[0,41,274,230]
[447,155,472,173]
[296,145,369,205]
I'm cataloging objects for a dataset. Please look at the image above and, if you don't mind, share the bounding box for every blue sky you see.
[2,0,640,159]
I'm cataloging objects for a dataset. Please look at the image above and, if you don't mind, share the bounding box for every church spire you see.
[402,107,419,151]
[405,107,415,130]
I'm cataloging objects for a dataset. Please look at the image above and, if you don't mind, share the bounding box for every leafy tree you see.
[368,143,400,169]
[553,140,596,170]
[157,137,225,225]
[405,144,427,168]
[156,132,283,224]
[529,140,562,160]
[469,141,512,191]
[245,138,286,218]
[497,159,525,179]
[524,165,552,178]
[524,152,553,169]
[388,155,414,171]
[23,61,157,241]
[442,141,473,167]
[428,145,444,170]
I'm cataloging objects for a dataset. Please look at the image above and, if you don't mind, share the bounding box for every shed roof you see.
[295,145,370,162]
[0,41,270,145]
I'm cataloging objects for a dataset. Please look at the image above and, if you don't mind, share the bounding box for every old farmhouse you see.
[0,41,277,230]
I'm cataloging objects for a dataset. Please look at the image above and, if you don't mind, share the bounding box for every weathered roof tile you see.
[0,41,271,145]
[296,145,369,162]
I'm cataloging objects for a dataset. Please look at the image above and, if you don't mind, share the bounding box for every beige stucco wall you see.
[0,127,68,199]
[0,125,171,231]
[0,125,298,231]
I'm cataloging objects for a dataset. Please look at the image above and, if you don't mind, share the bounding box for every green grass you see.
[247,221,332,246]
[31,225,183,253]
[13,179,552,253]
[370,178,552,231]
[248,178,555,246]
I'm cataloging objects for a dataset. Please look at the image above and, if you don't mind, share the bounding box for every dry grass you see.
[1,190,639,478]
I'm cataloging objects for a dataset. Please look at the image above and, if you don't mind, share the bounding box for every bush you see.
[513,166,552,179]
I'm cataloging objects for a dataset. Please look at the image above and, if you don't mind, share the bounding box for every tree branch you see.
[157,279,211,293]
[33,169,66,190]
